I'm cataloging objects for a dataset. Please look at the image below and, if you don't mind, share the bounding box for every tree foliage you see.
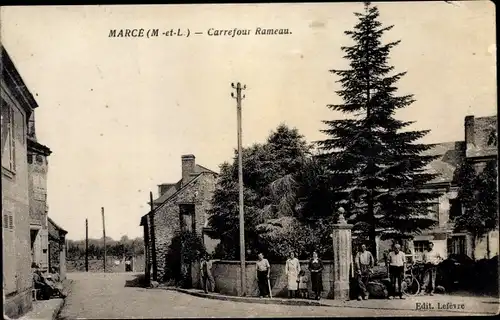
[207,124,335,260]
[316,2,440,255]
[454,160,498,256]
[66,236,144,260]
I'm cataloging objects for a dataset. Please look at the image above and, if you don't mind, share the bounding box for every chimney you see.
[465,115,475,148]
[181,154,196,186]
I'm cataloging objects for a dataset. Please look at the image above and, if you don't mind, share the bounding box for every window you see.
[425,201,439,217]
[448,235,466,256]
[487,130,497,147]
[179,204,196,233]
[3,212,14,230]
[413,240,427,261]
[1,101,15,172]
[449,199,461,220]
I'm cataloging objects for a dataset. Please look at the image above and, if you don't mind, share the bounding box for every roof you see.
[466,115,498,159]
[422,141,465,185]
[47,217,68,234]
[152,164,217,205]
[27,137,52,156]
[1,45,39,115]
[140,171,216,224]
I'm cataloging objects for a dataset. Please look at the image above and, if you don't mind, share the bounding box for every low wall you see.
[191,260,340,298]
[67,255,145,273]
[4,288,32,319]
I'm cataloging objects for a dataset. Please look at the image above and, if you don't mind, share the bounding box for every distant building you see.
[376,115,498,261]
[47,217,68,280]
[27,110,52,273]
[140,154,219,282]
[2,46,38,318]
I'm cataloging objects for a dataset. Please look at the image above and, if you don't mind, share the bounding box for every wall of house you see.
[1,81,33,318]
[191,260,337,298]
[28,147,50,271]
[473,231,499,260]
[151,173,217,282]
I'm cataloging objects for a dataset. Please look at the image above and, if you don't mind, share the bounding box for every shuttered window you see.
[3,213,14,230]
[1,100,16,172]
[2,209,16,294]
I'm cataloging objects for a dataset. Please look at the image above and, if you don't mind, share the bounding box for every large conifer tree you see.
[318,2,440,255]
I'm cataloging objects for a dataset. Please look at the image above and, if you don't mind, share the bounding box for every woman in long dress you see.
[285,252,300,298]
[308,251,324,300]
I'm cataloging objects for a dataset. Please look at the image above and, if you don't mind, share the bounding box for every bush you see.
[164,231,206,286]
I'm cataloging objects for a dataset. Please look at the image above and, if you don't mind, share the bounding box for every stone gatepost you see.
[331,207,353,300]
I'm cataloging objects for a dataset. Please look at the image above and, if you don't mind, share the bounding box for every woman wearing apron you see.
[285,252,300,298]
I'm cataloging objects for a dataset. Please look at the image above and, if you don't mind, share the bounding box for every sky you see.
[0,2,496,240]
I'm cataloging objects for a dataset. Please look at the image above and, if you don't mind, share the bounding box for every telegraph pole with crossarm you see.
[231,82,247,296]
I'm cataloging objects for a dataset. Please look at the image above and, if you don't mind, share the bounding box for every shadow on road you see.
[124,273,147,288]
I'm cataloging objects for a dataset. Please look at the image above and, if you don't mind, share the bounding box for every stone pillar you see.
[59,236,67,280]
[331,207,353,300]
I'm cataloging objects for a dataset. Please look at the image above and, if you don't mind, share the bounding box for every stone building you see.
[2,46,38,318]
[27,110,52,273]
[376,115,498,261]
[48,217,68,280]
[140,154,219,282]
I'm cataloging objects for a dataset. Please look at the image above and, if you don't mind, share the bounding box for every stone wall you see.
[150,172,216,282]
[191,260,338,298]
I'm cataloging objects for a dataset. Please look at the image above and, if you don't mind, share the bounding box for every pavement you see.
[160,287,327,306]
[166,286,500,315]
[57,272,499,318]
[18,279,72,320]
[18,299,64,320]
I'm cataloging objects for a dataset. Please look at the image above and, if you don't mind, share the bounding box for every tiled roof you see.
[47,217,67,234]
[152,164,217,204]
[422,141,465,185]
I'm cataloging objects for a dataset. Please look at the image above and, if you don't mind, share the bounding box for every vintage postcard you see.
[1,1,498,318]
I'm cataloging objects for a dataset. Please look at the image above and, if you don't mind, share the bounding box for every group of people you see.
[258,251,324,300]
[199,240,442,301]
[32,263,66,300]
[355,241,443,301]
[283,251,324,300]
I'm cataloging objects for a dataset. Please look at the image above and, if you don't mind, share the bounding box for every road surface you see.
[58,272,498,318]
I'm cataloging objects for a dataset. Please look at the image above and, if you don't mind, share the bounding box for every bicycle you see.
[401,262,422,296]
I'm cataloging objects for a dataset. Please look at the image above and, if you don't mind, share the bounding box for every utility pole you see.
[149,191,158,281]
[231,82,247,296]
[102,207,107,273]
[85,218,89,272]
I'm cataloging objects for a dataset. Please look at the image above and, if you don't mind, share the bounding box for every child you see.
[297,270,309,299]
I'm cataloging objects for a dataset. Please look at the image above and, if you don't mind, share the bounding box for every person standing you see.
[200,254,214,293]
[297,270,309,299]
[256,252,271,298]
[355,244,375,300]
[285,252,300,298]
[308,251,324,300]
[388,243,406,299]
[421,242,442,296]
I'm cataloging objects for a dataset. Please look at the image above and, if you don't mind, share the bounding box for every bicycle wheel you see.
[402,275,420,296]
